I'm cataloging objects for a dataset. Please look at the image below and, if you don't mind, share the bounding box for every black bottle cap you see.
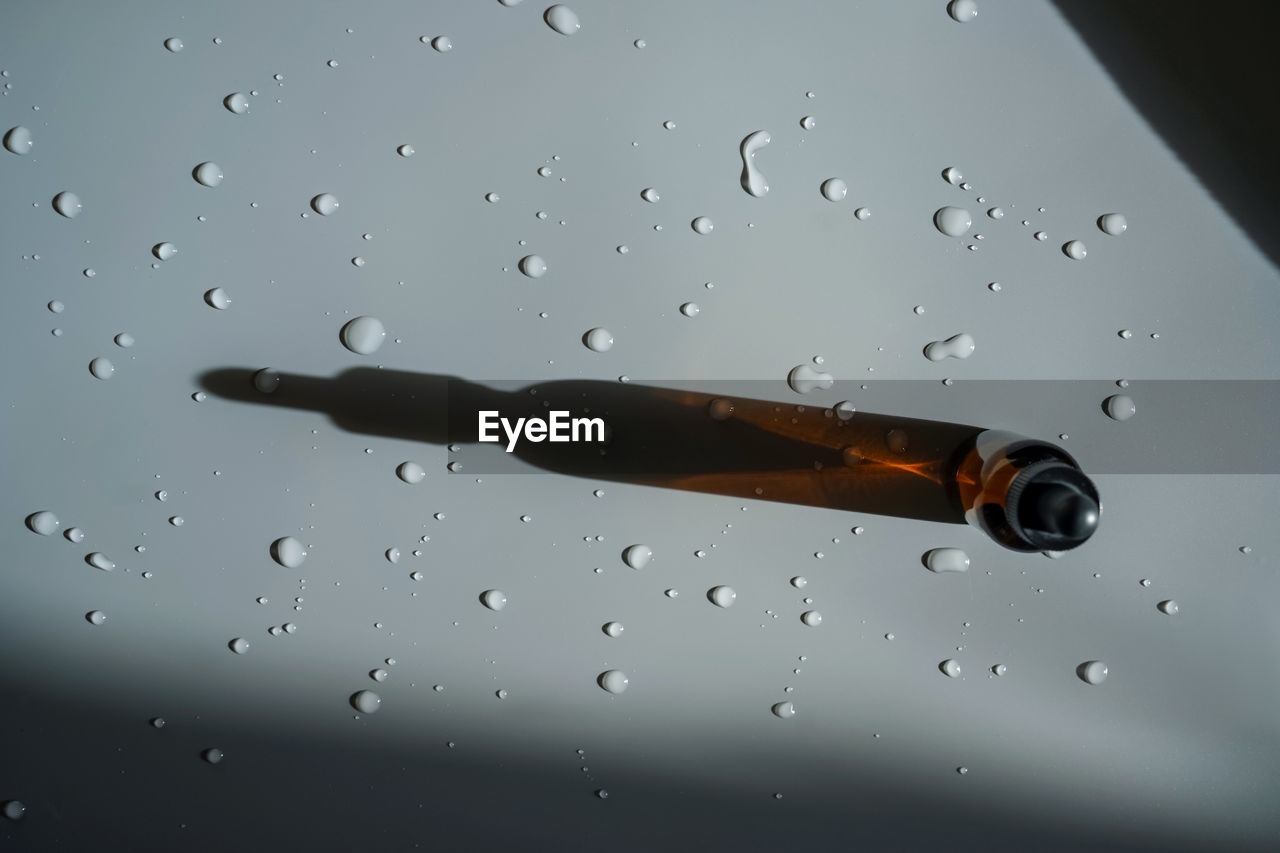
[1005,461,1101,551]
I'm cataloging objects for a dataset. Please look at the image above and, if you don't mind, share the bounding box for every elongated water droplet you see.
[925,547,970,573]
[544,5,581,35]
[164,37,184,52]
[26,511,59,535]
[772,701,796,719]
[271,536,307,568]
[788,364,834,394]
[924,333,975,361]
[65,527,85,543]
[933,206,972,237]
[4,126,33,154]
[53,192,82,218]
[1077,660,1108,684]
[1158,599,1179,615]
[87,552,114,571]
[598,670,628,693]
[820,178,847,202]
[223,93,249,114]
[623,544,652,569]
[602,621,624,637]
[739,130,771,198]
[340,316,386,355]
[1097,213,1127,235]
[152,242,177,261]
[1103,394,1136,421]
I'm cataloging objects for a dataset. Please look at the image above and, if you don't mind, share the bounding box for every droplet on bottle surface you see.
[739,130,772,198]
[1103,394,1136,421]
[583,327,614,352]
[771,701,796,719]
[948,0,979,23]
[371,669,389,682]
[987,206,1004,219]
[942,166,964,185]
[924,333,975,361]
[925,547,970,573]
[598,670,629,693]
[65,527,85,543]
[709,398,735,420]
[253,368,280,394]
[800,115,816,130]
[351,690,381,713]
[992,664,1008,676]
[854,207,871,220]
[708,585,736,608]
[115,333,135,348]
[85,610,107,625]
[397,144,415,157]
[788,364,834,394]
[988,281,1002,292]
[791,576,807,589]
[152,242,177,261]
[203,748,224,764]
[603,621,624,638]
[223,93,249,114]
[1157,599,1179,615]
[340,316,386,355]
[820,178,848,202]
[89,357,115,379]
[544,5,581,35]
[680,302,699,317]
[1097,213,1127,235]
[229,637,250,654]
[310,193,339,215]
[164,37,184,52]
[940,660,962,677]
[1077,660,1108,684]
[26,510,59,535]
[800,610,822,627]
[481,589,508,611]
[1062,240,1087,260]
[4,125,33,154]
[193,162,223,187]
[691,216,714,235]
[640,187,659,203]
[86,552,114,571]
[519,254,548,278]
[204,287,231,309]
[1034,231,1048,242]
[623,544,652,569]
[431,35,453,52]
[397,461,426,484]
[933,206,972,237]
[271,536,307,568]
[52,191,82,218]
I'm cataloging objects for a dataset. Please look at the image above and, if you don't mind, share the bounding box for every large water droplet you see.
[924,333,975,361]
[739,130,772,198]
[89,357,114,379]
[311,193,339,215]
[544,5,581,35]
[943,166,964,185]
[934,206,972,237]
[52,192,82,218]
[2,800,26,820]
[229,637,250,654]
[1158,599,1179,615]
[193,162,223,187]
[340,316,386,355]
[640,187,659,203]
[987,206,1004,219]
[519,254,548,278]
[771,701,796,719]
[788,364,834,394]
[397,461,426,484]
[1103,394,1136,421]
[800,610,822,627]
[164,37,184,52]
[680,302,699,317]
[940,659,962,678]
[351,690,381,713]
[820,178,848,202]
[481,589,508,611]
[203,748,224,764]
[708,585,736,608]
[925,548,970,573]
[204,288,231,309]
[431,35,453,52]
[3,126,33,155]
[253,368,280,394]
[598,670,629,693]
[26,511,59,535]
[603,621,624,638]
[223,93,250,115]
[65,527,84,543]
[948,0,979,23]
[271,536,307,568]
[1077,660,1109,684]
[1062,240,1087,260]
[152,242,177,261]
[1097,213,1127,236]
[623,544,652,569]
[583,327,614,352]
[691,216,714,235]
[86,552,114,571]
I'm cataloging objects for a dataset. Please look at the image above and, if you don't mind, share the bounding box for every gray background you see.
[3,1,1278,850]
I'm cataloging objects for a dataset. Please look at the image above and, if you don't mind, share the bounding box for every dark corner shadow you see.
[1052,0,1280,267]
[198,367,985,527]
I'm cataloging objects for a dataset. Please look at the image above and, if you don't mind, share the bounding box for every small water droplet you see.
[26,510,59,535]
[193,162,223,187]
[1034,231,1048,242]
[640,187,660,203]
[1118,329,1133,339]
[820,178,848,202]
[203,287,231,310]
[948,0,979,22]
[85,610,107,625]
[680,302,700,317]
[152,242,177,261]
[89,357,114,379]
[992,664,1008,676]
[164,37,184,52]
[310,193,339,216]
[603,621,624,638]
[397,461,426,484]
[791,576,807,589]
[202,748,224,764]
[987,281,1002,292]
[800,610,822,627]
[52,192,82,218]
[1157,599,1179,615]
[431,35,453,52]
[1077,660,1108,684]
[397,144,415,157]
[229,637,250,654]
[3,125,33,155]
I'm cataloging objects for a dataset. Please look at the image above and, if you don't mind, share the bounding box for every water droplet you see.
[86,552,114,571]
[63,526,85,543]
[663,120,676,130]
[253,368,280,394]
[1118,329,1133,339]
[853,207,871,221]
[583,327,614,352]
[152,242,177,261]
[396,461,426,484]
[988,281,1002,292]
[223,93,249,114]
[351,690,381,713]
[4,126,32,155]
[924,333,975,361]
[992,664,1008,676]
[987,206,1004,220]
[203,748,224,764]
[89,357,114,379]
[957,766,969,775]
[82,609,106,626]
[940,659,962,678]
[1098,213,1127,235]
[1062,240,1087,260]
[431,35,453,52]
[1077,660,1108,684]
[544,5,581,35]
[52,191,82,218]
[948,0,979,23]
[1103,394,1136,421]
[371,669,389,682]
[603,621,624,638]
[397,144,415,157]
[203,288,231,310]
[820,178,848,202]
[933,206,972,237]
[1240,546,1253,555]
[229,637,250,654]
[771,701,796,719]
[598,670,629,693]
[164,37,184,52]
[113,333,135,348]
[481,589,508,611]
[640,187,659,203]
[1158,599,1179,615]
[26,510,59,535]
[150,717,166,728]
[192,162,223,188]
[790,576,807,589]
[800,610,822,627]
[1034,231,1048,242]
[271,536,307,568]
[519,254,548,278]
[623,544,652,569]
[708,585,736,608]
[739,130,772,198]
[680,302,699,317]
[339,316,386,355]
[925,547,970,573]
[168,515,183,527]
[691,216,714,235]
[942,166,964,185]
[634,39,646,48]
[787,364,835,394]
[310,193,339,215]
